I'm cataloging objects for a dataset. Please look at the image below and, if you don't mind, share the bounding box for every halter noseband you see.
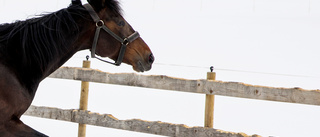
[83,4,140,66]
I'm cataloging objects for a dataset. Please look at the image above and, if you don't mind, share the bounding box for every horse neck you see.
[3,33,81,93]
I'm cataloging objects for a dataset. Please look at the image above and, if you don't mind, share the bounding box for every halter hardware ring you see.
[122,38,129,46]
[96,20,104,27]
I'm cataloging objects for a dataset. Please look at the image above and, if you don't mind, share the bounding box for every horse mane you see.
[0,1,123,84]
[0,4,87,73]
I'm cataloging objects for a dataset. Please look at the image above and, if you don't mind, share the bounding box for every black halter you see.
[83,4,140,66]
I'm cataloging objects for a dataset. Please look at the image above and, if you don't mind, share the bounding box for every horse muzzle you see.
[134,53,154,72]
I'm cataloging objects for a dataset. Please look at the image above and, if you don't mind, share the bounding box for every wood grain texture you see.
[78,60,91,137]
[204,72,216,128]
[49,67,320,106]
[25,106,260,137]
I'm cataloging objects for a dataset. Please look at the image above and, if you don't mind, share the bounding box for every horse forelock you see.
[105,0,123,16]
[88,0,123,16]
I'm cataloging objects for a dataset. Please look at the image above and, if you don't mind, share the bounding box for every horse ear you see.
[87,0,106,11]
[72,0,82,5]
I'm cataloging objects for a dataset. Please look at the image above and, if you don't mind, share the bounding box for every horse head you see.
[82,0,154,72]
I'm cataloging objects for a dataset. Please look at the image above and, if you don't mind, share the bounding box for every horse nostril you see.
[148,53,155,64]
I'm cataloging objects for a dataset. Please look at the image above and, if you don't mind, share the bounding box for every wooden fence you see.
[24,66,320,137]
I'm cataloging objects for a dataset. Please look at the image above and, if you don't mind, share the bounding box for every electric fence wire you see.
[154,63,320,79]
[71,56,320,79]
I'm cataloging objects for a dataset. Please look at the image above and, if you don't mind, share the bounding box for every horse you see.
[0,0,154,136]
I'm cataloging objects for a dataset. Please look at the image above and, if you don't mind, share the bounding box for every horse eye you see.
[117,21,125,27]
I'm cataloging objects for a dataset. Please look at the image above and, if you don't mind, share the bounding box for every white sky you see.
[1,0,320,137]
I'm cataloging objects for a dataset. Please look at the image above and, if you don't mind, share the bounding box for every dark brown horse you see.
[0,0,154,136]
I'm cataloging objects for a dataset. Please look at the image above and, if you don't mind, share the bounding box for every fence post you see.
[78,56,91,137]
[204,66,216,128]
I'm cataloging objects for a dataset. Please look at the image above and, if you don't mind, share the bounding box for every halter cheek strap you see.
[83,4,140,66]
